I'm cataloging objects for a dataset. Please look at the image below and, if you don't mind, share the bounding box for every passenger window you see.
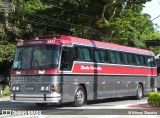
[140,55,145,65]
[94,50,100,62]
[76,48,83,60]
[123,53,129,64]
[123,53,135,65]
[94,50,107,62]
[109,51,116,63]
[76,47,91,61]
[109,51,122,64]
[135,55,141,65]
[135,55,146,66]
[83,48,91,61]
[128,54,134,65]
[115,52,122,64]
[99,50,107,62]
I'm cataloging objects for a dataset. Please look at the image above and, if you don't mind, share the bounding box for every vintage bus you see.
[10,35,157,107]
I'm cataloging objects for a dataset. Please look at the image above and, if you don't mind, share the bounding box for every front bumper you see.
[10,93,61,103]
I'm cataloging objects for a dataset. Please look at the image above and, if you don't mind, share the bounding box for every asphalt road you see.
[0,97,160,116]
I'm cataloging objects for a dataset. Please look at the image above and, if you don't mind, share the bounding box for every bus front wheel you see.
[74,86,86,107]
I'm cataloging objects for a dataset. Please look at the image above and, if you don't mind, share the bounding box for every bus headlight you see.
[40,85,50,92]
[41,86,45,91]
[12,85,20,92]
[12,86,16,91]
[45,86,49,91]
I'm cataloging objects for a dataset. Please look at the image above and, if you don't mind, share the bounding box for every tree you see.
[0,0,160,85]
[0,0,45,84]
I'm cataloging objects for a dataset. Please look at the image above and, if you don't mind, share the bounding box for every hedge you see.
[2,85,10,96]
[148,92,160,107]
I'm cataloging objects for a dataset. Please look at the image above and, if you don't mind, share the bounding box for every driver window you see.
[60,48,73,70]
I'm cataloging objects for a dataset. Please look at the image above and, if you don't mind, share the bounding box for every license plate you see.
[25,86,34,91]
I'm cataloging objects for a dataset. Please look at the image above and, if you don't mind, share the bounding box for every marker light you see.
[17,39,24,46]
[51,85,58,92]
[18,39,24,42]
[34,37,39,40]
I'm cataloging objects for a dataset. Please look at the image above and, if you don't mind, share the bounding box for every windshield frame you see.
[12,45,61,70]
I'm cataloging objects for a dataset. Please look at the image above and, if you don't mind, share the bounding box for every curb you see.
[128,103,160,110]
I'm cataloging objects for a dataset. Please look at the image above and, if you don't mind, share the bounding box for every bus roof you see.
[18,35,154,56]
[59,35,154,56]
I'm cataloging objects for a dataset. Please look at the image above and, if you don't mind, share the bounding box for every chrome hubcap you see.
[76,90,84,104]
[138,86,142,98]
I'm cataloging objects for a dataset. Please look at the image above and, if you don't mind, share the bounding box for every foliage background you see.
[0,0,160,84]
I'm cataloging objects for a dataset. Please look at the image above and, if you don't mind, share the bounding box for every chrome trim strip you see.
[10,93,61,103]
[10,93,60,98]
[73,61,157,69]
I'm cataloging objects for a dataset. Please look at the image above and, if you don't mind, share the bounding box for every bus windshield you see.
[12,45,61,70]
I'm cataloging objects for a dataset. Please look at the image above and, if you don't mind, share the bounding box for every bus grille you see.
[11,76,51,83]
[11,76,54,93]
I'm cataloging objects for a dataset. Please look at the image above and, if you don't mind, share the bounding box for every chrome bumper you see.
[10,93,61,103]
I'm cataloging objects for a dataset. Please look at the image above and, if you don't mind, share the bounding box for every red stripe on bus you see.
[72,64,157,75]
[11,69,59,75]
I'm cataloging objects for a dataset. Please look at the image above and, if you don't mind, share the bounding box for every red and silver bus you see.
[10,35,157,107]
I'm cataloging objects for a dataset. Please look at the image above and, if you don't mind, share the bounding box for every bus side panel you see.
[60,74,154,103]
[60,74,94,102]
[97,75,136,99]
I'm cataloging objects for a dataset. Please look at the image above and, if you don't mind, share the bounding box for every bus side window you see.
[75,47,92,61]
[147,56,156,67]
[60,48,73,70]
[109,51,122,64]
[123,53,129,64]
[135,55,141,65]
[109,51,116,63]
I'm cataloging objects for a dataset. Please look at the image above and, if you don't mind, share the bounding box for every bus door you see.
[60,46,74,102]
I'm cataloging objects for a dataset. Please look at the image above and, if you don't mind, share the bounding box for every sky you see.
[142,0,160,28]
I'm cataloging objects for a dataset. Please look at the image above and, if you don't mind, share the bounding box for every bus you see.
[10,35,157,107]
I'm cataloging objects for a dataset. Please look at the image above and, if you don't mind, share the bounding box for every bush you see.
[148,92,160,107]
[2,85,11,96]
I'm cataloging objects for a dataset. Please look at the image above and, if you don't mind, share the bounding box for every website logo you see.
[0,2,15,12]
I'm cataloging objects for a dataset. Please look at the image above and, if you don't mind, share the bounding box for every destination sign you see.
[24,40,46,45]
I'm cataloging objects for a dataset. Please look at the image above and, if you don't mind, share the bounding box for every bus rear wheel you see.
[74,86,86,107]
[135,84,143,100]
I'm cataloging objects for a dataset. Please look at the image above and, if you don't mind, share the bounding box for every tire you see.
[74,86,86,107]
[35,103,47,107]
[135,84,143,100]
